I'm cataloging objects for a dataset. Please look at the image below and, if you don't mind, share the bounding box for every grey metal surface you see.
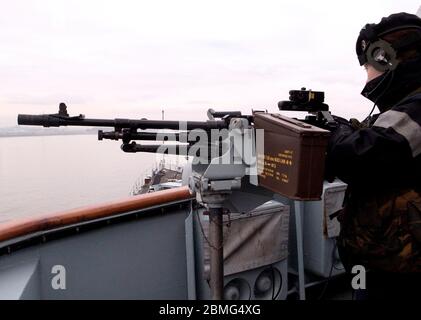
[0,180,350,300]
[302,181,346,277]
[0,203,190,299]
[0,252,40,299]
[280,180,346,279]
[294,201,306,300]
[185,209,197,300]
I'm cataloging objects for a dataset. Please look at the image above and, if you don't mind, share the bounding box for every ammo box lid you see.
[253,112,330,137]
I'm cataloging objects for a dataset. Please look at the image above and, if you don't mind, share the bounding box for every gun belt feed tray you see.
[254,112,330,200]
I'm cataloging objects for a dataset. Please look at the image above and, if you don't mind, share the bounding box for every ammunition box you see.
[254,112,330,200]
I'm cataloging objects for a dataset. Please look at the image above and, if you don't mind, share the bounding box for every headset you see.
[357,24,421,72]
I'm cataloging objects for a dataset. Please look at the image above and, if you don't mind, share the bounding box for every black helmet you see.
[356,12,421,71]
[357,12,421,112]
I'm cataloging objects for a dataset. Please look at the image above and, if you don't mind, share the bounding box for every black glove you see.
[324,115,355,182]
[330,115,355,135]
[348,114,380,129]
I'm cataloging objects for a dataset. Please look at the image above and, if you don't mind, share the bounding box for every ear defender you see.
[366,39,399,72]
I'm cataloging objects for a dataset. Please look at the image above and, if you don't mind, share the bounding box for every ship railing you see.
[0,186,193,245]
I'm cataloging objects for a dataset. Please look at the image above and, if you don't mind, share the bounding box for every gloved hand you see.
[349,118,364,130]
[349,114,380,129]
[324,115,355,183]
[330,115,355,135]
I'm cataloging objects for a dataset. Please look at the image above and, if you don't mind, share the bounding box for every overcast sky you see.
[0,0,420,127]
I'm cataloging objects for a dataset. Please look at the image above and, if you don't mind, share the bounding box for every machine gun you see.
[17,103,259,300]
[18,103,256,156]
[17,88,335,155]
[17,89,333,300]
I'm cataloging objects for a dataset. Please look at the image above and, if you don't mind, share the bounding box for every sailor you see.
[325,12,421,299]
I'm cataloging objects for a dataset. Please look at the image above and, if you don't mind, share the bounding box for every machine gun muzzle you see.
[17,114,69,127]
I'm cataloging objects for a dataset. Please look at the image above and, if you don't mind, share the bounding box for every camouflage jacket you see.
[327,92,421,272]
[338,189,421,272]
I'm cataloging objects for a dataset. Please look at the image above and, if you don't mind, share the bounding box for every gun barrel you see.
[17,114,226,130]
[98,130,188,141]
[121,143,191,155]
[17,114,62,127]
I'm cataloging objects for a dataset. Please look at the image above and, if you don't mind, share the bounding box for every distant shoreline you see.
[0,132,97,138]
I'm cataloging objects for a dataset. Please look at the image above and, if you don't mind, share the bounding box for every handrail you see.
[0,186,193,243]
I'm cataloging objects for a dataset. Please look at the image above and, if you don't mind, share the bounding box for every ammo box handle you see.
[270,114,312,128]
